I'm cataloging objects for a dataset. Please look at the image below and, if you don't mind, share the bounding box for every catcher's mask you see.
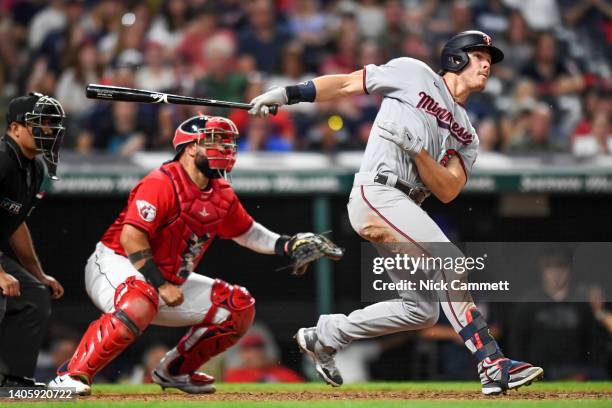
[172,115,239,179]
[6,93,66,180]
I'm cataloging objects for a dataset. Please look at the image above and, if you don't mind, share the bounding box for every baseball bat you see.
[85,84,278,115]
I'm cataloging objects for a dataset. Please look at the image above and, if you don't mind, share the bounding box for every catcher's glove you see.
[276,233,344,276]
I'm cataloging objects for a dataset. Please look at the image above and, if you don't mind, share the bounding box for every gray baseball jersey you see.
[360,57,479,189]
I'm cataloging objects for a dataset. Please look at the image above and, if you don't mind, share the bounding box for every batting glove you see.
[377,121,424,157]
[249,87,287,117]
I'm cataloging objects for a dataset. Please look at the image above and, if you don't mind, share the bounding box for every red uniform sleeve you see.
[218,197,254,239]
[123,175,176,237]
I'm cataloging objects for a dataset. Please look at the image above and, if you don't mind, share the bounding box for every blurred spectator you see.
[85,101,154,156]
[473,0,511,36]
[504,0,562,31]
[520,32,585,99]
[477,118,501,152]
[239,116,293,152]
[572,111,611,157]
[509,250,609,380]
[496,11,533,79]
[146,0,190,53]
[55,40,101,146]
[224,332,303,383]
[194,33,246,116]
[135,41,176,92]
[238,0,291,73]
[356,0,386,39]
[287,0,328,47]
[127,344,169,384]
[321,12,360,74]
[507,103,558,153]
[377,0,406,60]
[176,5,228,76]
[28,0,67,51]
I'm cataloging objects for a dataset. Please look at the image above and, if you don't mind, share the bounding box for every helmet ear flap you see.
[440,47,469,73]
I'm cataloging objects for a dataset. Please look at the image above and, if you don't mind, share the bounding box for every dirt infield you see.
[85,390,612,401]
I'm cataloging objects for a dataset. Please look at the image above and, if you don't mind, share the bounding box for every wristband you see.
[275,235,291,256]
[138,258,166,290]
[285,80,316,105]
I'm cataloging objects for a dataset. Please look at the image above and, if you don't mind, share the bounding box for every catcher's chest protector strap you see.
[459,308,504,363]
[169,279,255,375]
[62,277,159,383]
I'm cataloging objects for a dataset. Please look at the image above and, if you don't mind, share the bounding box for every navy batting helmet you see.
[439,30,504,73]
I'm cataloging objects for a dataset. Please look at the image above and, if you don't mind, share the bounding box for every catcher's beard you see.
[195,151,224,179]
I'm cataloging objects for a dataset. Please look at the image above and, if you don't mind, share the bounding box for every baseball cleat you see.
[152,368,215,394]
[295,327,343,387]
[478,357,544,395]
[48,374,91,396]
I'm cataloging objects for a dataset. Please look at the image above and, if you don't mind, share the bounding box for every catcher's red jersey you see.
[101,161,253,284]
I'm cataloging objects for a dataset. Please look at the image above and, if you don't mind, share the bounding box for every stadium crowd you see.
[0,0,610,157]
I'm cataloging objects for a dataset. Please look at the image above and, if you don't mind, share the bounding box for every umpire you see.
[0,93,66,387]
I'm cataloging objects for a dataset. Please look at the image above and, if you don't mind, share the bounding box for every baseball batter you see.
[249,31,543,395]
[48,115,342,395]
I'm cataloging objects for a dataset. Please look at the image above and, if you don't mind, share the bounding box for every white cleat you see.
[48,374,91,396]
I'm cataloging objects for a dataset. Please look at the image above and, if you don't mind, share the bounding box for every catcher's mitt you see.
[284,233,344,276]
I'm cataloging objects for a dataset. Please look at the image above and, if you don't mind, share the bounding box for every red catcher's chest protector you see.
[152,161,234,283]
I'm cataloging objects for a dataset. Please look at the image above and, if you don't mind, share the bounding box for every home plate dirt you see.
[85,390,612,401]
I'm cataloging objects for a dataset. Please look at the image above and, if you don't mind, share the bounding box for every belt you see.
[373,173,429,206]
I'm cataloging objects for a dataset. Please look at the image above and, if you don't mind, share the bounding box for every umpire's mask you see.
[24,94,66,180]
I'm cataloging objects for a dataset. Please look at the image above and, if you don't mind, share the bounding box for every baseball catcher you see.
[48,115,343,395]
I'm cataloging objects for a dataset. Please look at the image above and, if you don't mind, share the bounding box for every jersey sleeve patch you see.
[136,199,157,222]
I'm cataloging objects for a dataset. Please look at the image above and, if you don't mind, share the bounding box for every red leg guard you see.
[61,277,158,383]
[167,279,255,375]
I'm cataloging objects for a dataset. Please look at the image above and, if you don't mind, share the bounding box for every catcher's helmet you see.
[173,115,239,173]
[439,30,504,73]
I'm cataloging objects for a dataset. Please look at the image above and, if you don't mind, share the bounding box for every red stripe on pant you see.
[359,185,464,329]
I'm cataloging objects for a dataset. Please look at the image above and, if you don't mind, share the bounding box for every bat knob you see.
[268,105,279,116]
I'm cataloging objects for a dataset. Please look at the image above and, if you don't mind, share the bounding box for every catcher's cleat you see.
[152,368,215,394]
[478,357,544,395]
[47,374,91,396]
[295,327,343,387]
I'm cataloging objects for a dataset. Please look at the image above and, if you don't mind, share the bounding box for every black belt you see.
[373,173,429,205]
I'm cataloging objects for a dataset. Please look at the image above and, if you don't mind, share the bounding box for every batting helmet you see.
[439,30,504,74]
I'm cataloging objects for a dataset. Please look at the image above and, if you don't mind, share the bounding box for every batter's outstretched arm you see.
[312,70,365,101]
[413,151,467,203]
[249,70,364,117]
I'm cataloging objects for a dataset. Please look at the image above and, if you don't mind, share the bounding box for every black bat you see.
[85,84,278,115]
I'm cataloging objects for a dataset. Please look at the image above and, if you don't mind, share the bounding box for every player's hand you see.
[377,121,424,157]
[248,87,287,117]
[159,283,184,307]
[285,233,344,276]
[40,274,64,299]
[0,271,20,297]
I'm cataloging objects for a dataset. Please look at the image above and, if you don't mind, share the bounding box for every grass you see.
[3,381,611,408]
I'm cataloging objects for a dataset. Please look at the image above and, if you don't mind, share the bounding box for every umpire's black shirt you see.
[0,135,45,244]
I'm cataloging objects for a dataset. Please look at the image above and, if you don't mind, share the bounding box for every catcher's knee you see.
[358,223,398,243]
[113,276,159,334]
[211,279,255,335]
